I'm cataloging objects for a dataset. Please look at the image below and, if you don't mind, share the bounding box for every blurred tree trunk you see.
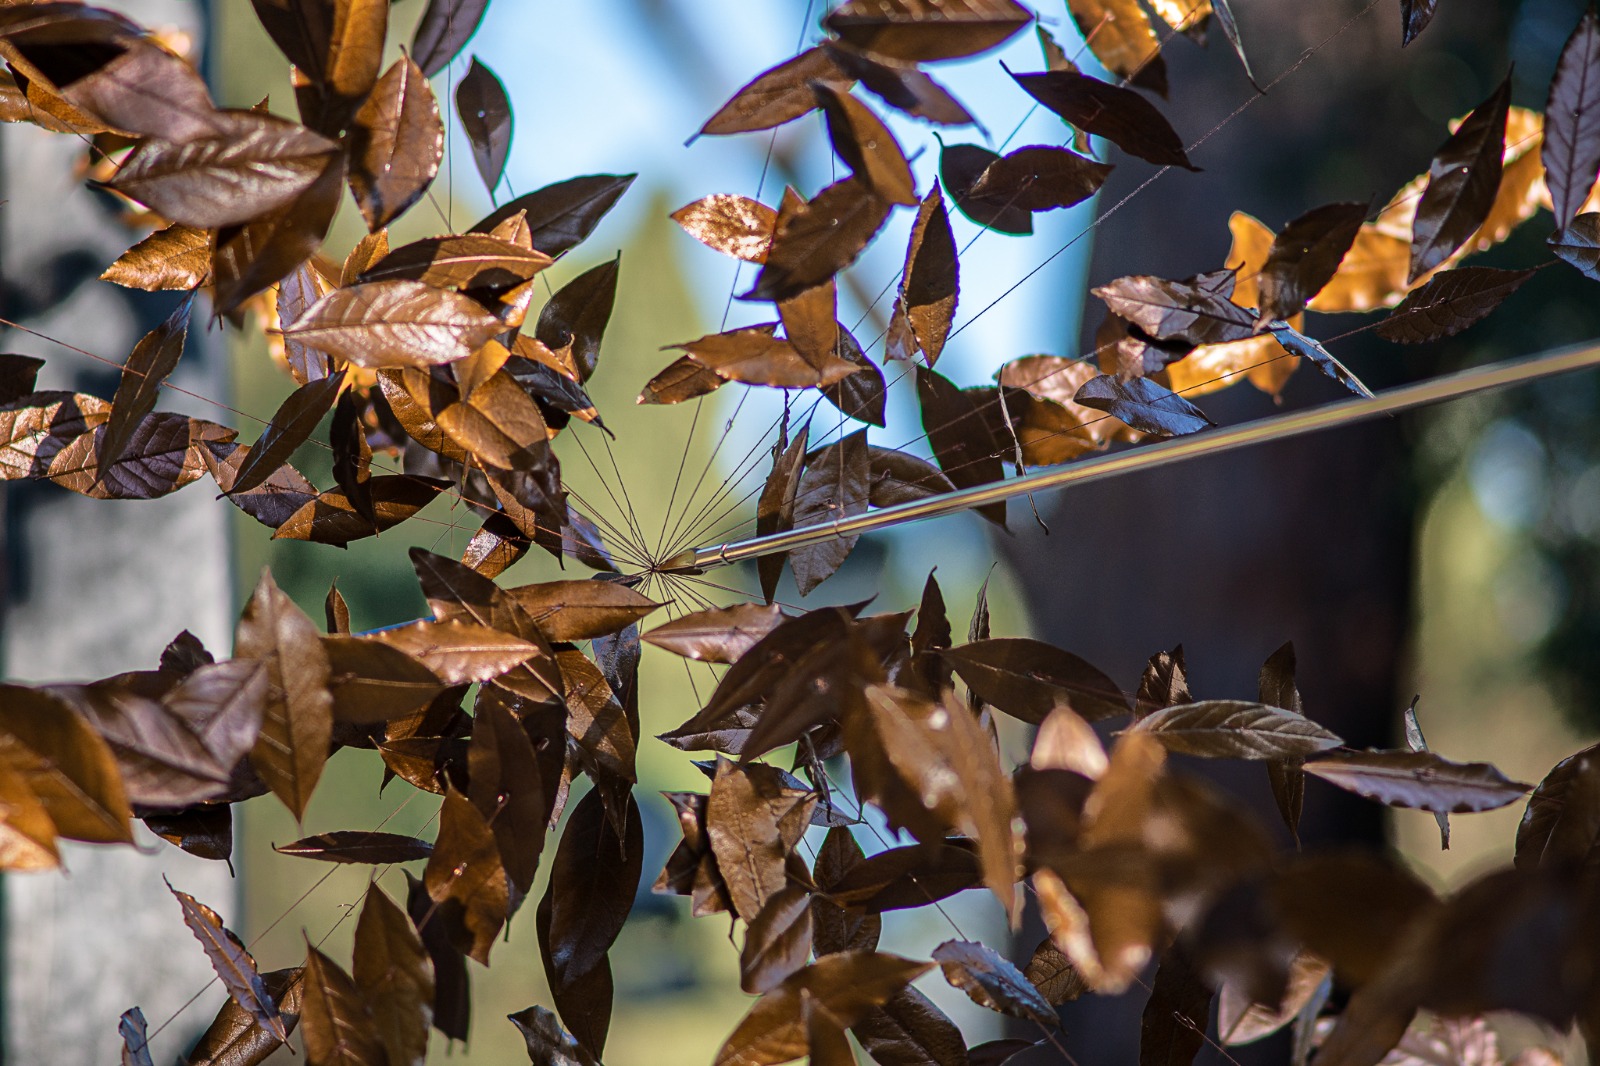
[0,2,236,1062]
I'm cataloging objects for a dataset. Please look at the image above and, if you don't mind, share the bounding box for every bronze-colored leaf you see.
[170,882,288,1043]
[741,884,814,994]
[412,0,492,77]
[1375,266,1535,343]
[1066,0,1163,91]
[1127,700,1342,759]
[102,223,210,291]
[823,0,1031,63]
[372,619,539,685]
[182,965,303,1066]
[424,786,510,965]
[275,831,434,864]
[1031,703,1109,779]
[678,326,858,389]
[1009,68,1196,170]
[673,194,778,263]
[827,840,983,912]
[1093,274,1256,347]
[100,294,191,473]
[851,987,967,1066]
[0,391,109,481]
[707,759,814,922]
[302,940,386,1066]
[145,805,232,864]
[757,425,809,601]
[1256,202,1368,322]
[643,601,786,663]
[237,568,334,821]
[43,411,230,501]
[283,280,506,368]
[304,0,387,133]
[940,141,1033,235]
[697,47,853,137]
[933,939,1055,1026]
[457,57,512,195]
[207,439,321,530]
[1025,939,1089,1005]
[111,110,341,228]
[211,152,345,316]
[943,638,1130,722]
[0,686,133,843]
[352,884,433,1066]
[790,428,870,595]
[896,184,959,365]
[824,42,975,125]
[350,54,444,231]
[1516,742,1600,873]
[638,354,726,405]
[1303,750,1531,814]
[1409,75,1511,282]
[273,475,448,545]
[501,579,659,641]
[535,255,620,383]
[815,83,917,206]
[742,177,894,302]
[467,697,547,896]
[473,173,636,257]
[358,235,552,292]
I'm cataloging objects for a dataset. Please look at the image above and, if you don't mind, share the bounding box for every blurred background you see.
[4,0,1600,1063]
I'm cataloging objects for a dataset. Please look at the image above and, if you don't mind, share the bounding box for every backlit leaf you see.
[0,686,134,842]
[897,184,959,365]
[673,194,778,263]
[741,884,814,994]
[1304,750,1531,814]
[273,475,449,545]
[1409,75,1511,282]
[697,47,853,137]
[359,235,552,291]
[742,178,894,302]
[1127,701,1343,759]
[302,940,386,1066]
[283,280,505,368]
[171,883,288,1044]
[352,884,432,1066]
[350,55,444,232]
[1066,0,1163,92]
[102,224,210,291]
[933,939,1055,1025]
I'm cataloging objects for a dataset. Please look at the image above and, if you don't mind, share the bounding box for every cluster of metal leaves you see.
[0,0,639,577]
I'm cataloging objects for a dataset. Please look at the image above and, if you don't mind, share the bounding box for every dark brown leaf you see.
[457,57,511,195]
[742,177,894,302]
[110,110,340,228]
[933,939,1055,1026]
[741,884,814,994]
[828,840,983,912]
[1549,212,1600,280]
[1401,0,1440,45]
[1515,742,1600,872]
[868,445,956,507]
[941,142,1032,235]
[1257,202,1368,322]
[851,986,967,1066]
[1270,853,1437,986]
[697,47,853,137]
[283,280,506,368]
[1093,274,1256,346]
[1025,939,1089,1005]
[673,194,778,262]
[896,184,959,365]
[1409,75,1511,282]
[707,759,813,922]
[509,1005,598,1066]
[1264,322,1372,398]
[757,425,809,601]
[182,966,303,1066]
[302,940,386,1066]
[101,224,210,291]
[404,872,470,1041]
[424,786,510,965]
[275,831,433,864]
[1074,374,1214,437]
[944,638,1131,723]
[815,83,917,206]
[1258,642,1305,842]
[916,366,1010,525]
[145,805,233,863]
[412,0,492,77]
[1304,749,1532,814]
[1127,700,1342,759]
[350,54,444,231]
[1545,11,1600,230]
[638,354,726,405]
[823,0,1031,62]
[352,883,433,1066]
[100,294,191,473]
[1139,944,1212,1066]
[1375,266,1536,343]
[210,152,345,316]
[535,255,620,383]
[473,173,637,257]
[823,42,975,125]
[229,369,345,497]
[969,145,1114,213]
[467,697,547,896]
[791,428,870,595]
[237,568,333,821]
[171,883,288,1043]
[1008,67,1196,170]
[0,686,133,843]
[274,475,448,545]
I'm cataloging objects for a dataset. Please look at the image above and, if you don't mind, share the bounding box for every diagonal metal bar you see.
[661,340,1600,574]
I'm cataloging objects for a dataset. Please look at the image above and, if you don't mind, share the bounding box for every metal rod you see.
[661,340,1600,574]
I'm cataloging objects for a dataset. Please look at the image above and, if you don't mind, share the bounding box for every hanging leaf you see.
[1008,67,1196,170]
[697,47,853,137]
[1264,323,1373,398]
[100,295,191,473]
[102,224,210,291]
[182,966,304,1065]
[941,142,1033,235]
[229,369,346,498]
[741,884,814,994]
[673,194,778,262]
[1065,0,1164,93]
[814,83,917,206]
[237,568,334,821]
[509,1005,599,1066]
[944,638,1130,722]
[742,178,894,302]
[473,173,637,257]
[1303,750,1532,813]
[503,579,659,641]
[1139,945,1212,1066]
[789,429,870,595]
[350,54,444,232]
[1375,266,1536,343]
[302,940,387,1066]
[457,57,512,196]
[1127,701,1343,759]
[1092,275,1256,346]
[916,366,1011,525]
[1401,0,1441,46]
[424,787,510,965]
[824,43,975,126]
[1074,374,1214,437]
[932,939,1056,1026]
[1516,742,1600,872]
[705,759,814,921]
[1549,213,1600,280]
[851,987,968,1066]
[1256,202,1368,323]
[757,425,809,601]
[677,326,857,389]
[276,831,434,864]
[1409,75,1511,282]
[638,355,726,405]
[273,475,450,545]
[896,184,960,365]
[170,883,289,1043]
[0,686,134,842]
[210,153,345,316]
[1025,940,1090,1005]
[372,619,541,685]
[822,0,1032,63]
[1258,642,1306,842]
[468,697,547,895]
[352,884,433,1066]
[535,254,621,383]
[283,280,505,368]
[412,0,492,77]
[110,110,341,229]
[1544,11,1600,230]
[969,145,1114,213]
